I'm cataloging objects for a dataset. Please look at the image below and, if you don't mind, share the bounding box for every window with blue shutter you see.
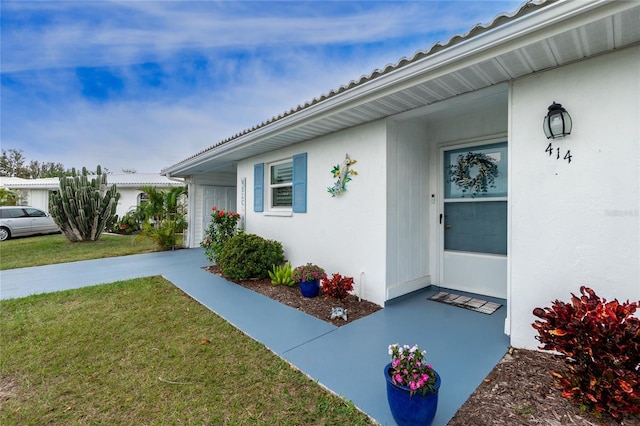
[292,153,307,213]
[254,163,264,212]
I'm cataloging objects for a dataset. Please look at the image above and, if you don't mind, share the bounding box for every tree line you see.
[0,148,133,178]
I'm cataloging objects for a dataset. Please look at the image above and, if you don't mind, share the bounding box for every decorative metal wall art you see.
[328,154,357,197]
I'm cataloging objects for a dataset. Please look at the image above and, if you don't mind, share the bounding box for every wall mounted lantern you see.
[543,102,572,139]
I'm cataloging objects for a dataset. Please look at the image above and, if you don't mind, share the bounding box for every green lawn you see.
[0,276,372,425]
[0,233,181,270]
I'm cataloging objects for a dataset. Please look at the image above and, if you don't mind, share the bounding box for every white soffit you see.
[164,1,640,176]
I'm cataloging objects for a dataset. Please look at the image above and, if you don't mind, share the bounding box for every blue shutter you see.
[254,163,264,212]
[292,153,307,213]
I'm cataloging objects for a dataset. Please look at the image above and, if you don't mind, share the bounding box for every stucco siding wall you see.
[509,46,640,349]
[237,120,388,305]
[386,119,431,299]
[116,190,143,218]
[426,98,508,145]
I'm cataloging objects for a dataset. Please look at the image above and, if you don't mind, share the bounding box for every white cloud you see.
[1,1,520,72]
[5,51,369,172]
[1,1,522,173]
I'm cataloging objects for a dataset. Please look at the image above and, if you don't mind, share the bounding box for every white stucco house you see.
[162,0,639,350]
[0,173,184,219]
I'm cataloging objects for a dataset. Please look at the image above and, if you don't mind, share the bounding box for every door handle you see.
[439,214,443,224]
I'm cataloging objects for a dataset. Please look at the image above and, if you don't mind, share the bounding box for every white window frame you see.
[137,192,149,206]
[267,158,293,213]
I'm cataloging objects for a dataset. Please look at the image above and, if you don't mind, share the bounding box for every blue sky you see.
[1,0,522,174]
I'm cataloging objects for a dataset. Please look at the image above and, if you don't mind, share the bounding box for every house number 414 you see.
[545,142,572,163]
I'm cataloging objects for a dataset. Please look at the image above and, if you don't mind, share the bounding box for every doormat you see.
[428,292,502,315]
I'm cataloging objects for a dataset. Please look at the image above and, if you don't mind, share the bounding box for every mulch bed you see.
[448,348,639,426]
[203,266,381,326]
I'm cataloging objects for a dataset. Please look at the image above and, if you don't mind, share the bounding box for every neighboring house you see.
[162,0,639,350]
[0,173,184,219]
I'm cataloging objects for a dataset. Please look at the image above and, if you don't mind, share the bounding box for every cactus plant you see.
[49,166,120,242]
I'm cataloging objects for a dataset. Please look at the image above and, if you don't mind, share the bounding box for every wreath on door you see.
[448,152,499,195]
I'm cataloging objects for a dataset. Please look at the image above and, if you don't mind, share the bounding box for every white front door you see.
[203,186,237,233]
[440,141,508,299]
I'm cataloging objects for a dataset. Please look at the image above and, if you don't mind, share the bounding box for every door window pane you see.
[444,201,507,255]
[444,142,507,199]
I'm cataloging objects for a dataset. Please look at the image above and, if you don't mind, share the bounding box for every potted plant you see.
[385,343,441,426]
[293,263,326,297]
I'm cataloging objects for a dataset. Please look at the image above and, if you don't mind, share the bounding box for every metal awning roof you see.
[163,0,640,176]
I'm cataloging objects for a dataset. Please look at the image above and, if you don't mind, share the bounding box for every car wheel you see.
[0,227,10,241]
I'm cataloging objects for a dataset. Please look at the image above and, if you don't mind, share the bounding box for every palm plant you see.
[139,185,166,225]
[163,186,187,232]
[137,185,187,249]
[0,188,20,206]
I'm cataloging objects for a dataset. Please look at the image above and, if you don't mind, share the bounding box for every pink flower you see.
[409,381,417,390]
[394,374,403,383]
[212,206,217,211]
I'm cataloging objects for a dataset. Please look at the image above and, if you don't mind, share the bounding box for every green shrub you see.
[532,286,640,421]
[112,209,143,234]
[201,207,241,264]
[268,263,295,286]
[218,233,284,281]
[139,221,180,249]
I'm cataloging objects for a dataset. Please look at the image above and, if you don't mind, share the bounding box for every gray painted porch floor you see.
[0,248,509,425]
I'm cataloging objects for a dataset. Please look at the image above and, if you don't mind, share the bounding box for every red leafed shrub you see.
[322,273,354,300]
[532,286,640,422]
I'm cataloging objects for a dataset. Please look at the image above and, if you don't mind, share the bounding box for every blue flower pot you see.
[384,363,441,426]
[299,279,320,298]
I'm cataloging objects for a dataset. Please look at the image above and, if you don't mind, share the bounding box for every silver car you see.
[0,206,60,241]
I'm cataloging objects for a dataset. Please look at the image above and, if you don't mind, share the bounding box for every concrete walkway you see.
[1,248,510,425]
